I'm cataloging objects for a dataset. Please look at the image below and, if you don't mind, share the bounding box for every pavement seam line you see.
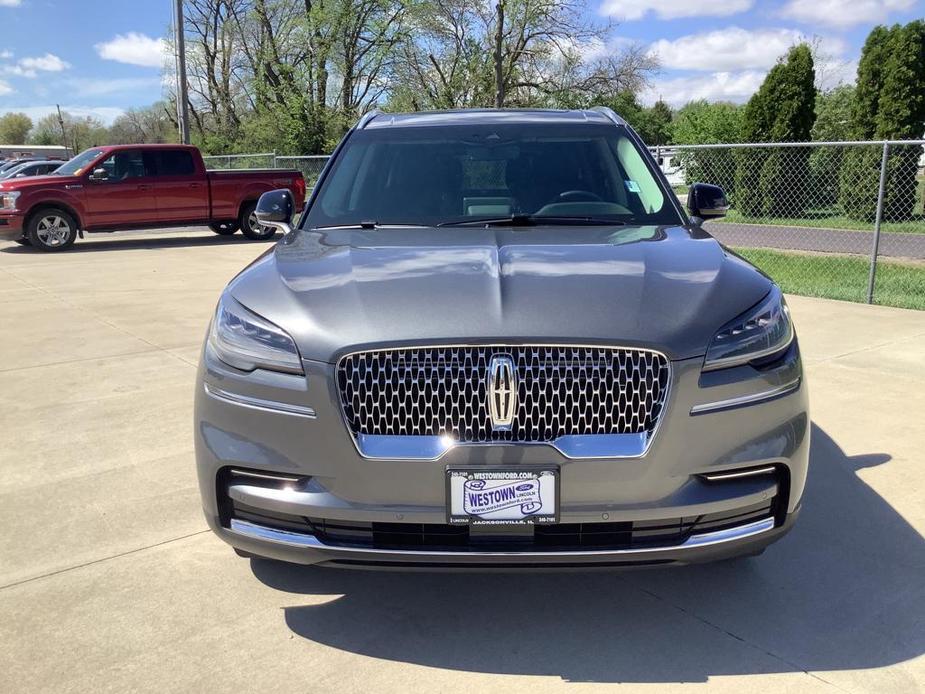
[633,586,852,692]
[0,529,211,592]
[0,345,193,374]
[4,270,202,370]
[814,329,925,365]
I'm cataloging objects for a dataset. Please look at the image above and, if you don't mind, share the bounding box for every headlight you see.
[207,295,303,374]
[0,191,20,210]
[703,286,793,371]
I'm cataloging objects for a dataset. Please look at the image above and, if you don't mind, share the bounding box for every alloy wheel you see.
[36,215,72,247]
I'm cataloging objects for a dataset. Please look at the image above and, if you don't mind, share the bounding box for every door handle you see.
[138,184,153,191]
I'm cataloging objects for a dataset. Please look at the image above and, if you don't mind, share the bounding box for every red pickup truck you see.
[0,144,306,251]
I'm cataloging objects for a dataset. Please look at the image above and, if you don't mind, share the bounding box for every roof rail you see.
[356,109,382,130]
[590,106,626,126]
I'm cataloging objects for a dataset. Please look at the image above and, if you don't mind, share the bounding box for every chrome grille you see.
[337,346,670,443]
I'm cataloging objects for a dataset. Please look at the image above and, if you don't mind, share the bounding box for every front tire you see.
[13,237,31,246]
[27,208,78,251]
[239,201,276,241]
[209,221,239,235]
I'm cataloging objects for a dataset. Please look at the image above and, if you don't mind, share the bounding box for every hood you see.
[0,173,75,190]
[228,225,772,363]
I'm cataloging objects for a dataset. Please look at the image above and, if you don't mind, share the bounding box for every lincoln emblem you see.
[487,355,517,430]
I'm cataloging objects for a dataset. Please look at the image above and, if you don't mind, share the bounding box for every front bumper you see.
[215,512,797,568]
[195,340,809,568]
[0,212,25,240]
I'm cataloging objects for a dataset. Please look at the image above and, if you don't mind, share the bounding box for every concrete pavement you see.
[1,228,923,693]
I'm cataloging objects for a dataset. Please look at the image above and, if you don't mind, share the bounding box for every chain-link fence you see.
[202,152,330,189]
[652,140,925,310]
[202,152,278,169]
[273,155,329,189]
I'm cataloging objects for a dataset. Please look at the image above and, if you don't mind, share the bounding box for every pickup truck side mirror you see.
[255,189,294,235]
[89,168,109,182]
[687,183,729,222]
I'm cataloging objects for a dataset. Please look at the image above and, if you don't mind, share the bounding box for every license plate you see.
[446,467,559,525]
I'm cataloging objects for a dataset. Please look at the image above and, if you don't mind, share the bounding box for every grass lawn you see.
[715,208,925,234]
[734,248,925,311]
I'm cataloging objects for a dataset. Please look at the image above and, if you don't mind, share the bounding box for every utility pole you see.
[55,104,71,153]
[174,0,190,144]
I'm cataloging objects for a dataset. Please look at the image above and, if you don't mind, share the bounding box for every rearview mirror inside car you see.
[687,183,729,222]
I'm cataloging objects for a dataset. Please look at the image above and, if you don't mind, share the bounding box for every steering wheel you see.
[556,190,603,203]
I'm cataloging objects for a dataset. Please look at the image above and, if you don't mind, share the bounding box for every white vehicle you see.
[0,144,71,161]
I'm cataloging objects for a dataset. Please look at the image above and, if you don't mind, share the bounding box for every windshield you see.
[54,149,105,176]
[304,122,680,229]
[0,163,29,179]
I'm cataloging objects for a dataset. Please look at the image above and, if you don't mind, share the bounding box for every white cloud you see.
[641,71,767,107]
[0,79,12,96]
[650,27,846,72]
[601,0,753,21]
[0,50,12,59]
[0,0,23,7]
[19,53,69,72]
[0,105,126,125]
[779,0,916,28]
[95,32,168,68]
[2,53,71,78]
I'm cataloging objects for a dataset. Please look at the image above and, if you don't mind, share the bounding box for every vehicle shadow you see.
[250,424,925,683]
[0,231,278,254]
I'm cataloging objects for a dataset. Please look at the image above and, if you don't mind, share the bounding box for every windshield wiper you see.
[313,221,431,230]
[438,214,628,227]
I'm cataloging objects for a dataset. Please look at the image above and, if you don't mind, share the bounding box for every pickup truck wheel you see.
[239,202,276,241]
[27,209,78,251]
[209,221,239,235]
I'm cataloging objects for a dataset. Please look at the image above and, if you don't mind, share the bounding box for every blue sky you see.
[0,0,922,125]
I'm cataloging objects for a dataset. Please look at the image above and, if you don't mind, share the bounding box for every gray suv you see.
[195,108,808,568]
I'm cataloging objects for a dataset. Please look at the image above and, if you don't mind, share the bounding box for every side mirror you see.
[255,189,294,235]
[687,183,728,222]
[89,168,109,182]
[13,173,25,178]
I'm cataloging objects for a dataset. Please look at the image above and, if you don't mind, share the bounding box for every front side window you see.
[305,122,679,228]
[96,151,149,181]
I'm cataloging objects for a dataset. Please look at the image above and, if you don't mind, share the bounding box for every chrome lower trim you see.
[204,383,316,418]
[701,466,777,482]
[229,468,303,483]
[355,431,649,461]
[690,379,801,416]
[228,516,776,557]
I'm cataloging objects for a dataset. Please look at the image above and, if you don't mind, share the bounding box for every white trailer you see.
[0,144,72,161]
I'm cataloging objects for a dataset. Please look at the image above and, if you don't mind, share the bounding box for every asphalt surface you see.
[1,228,924,693]
[705,221,925,259]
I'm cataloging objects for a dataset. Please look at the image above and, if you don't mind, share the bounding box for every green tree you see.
[809,85,855,209]
[671,100,743,194]
[0,112,33,144]
[876,20,925,220]
[840,22,925,221]
[735,43,816,216]
[29,111,108,152]
[635,99,673,146]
